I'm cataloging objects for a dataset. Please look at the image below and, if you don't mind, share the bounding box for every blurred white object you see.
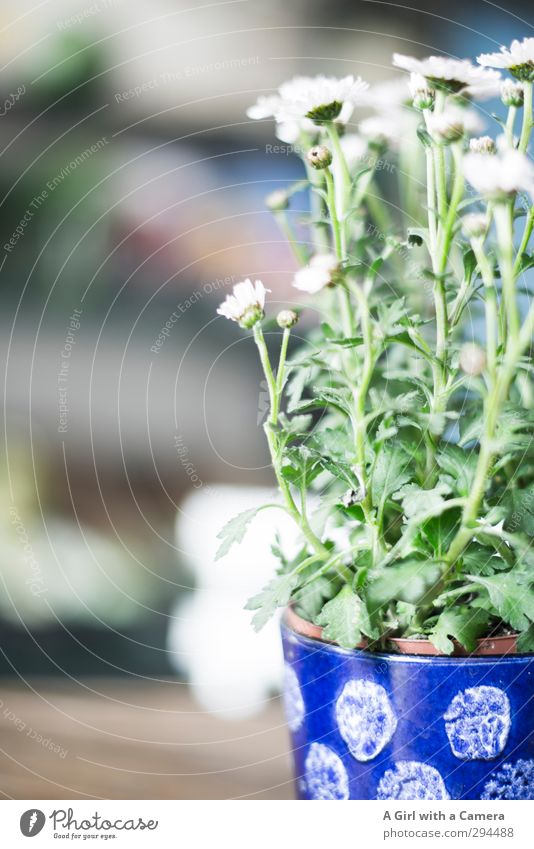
[168,485,300,719]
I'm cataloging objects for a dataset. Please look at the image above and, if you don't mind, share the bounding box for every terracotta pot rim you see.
[283,605,521,657]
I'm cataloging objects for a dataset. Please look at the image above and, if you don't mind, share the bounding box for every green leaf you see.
[371,447,411,514]
[315,585,370,648]
[429,607,490,655]
[215,507,262,560]
[436,445,477,498]
[517,252,534,274]
[311,427,354,461]
[368,560,442,608]
[421,508,461,558]
[462,543,508,576]
[280,445,322,487]
[468,572,534,631]
[245,573,299,631]
[328,335,365,348]
[393,481,451,519]
[462,247,477,281]
[321,322,336,339]
[517,624,534,653]
[294,576,337,621]
[286,366,311,413]
[502,484,534,535]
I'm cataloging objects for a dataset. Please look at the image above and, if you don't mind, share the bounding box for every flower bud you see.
[501,79,524,108]
[469,135,496,154]
[427,106,483,145]
[460,342,486,376]
[306,145,333,170]
[410,73,435,110]
[461,213,489,239]
[265,189,289,211]
[276,309,298,328]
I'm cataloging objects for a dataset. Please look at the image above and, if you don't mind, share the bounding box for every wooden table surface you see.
[0,679,294,799]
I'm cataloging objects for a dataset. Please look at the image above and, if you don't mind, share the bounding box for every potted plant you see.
[216,39,534,800]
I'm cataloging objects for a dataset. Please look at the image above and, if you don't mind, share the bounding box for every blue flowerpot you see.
[281,615,534,800]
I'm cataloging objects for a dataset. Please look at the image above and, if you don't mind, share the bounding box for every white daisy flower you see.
[393,53,501,97]
[217,279,269,328]
[426,105,484,143]
[478,37,534,81]
[246,95,315,144]
[248,75,369,134]
[469,135,496,154]
[461,212,489,238]
[463,148,534,199]
[337,133,368,170]
[293,254,339,294]
[359,115,400,147]
[277,75,369,123]
[459,342,487,376]
[360,76,411,111]
[246,95,282,121]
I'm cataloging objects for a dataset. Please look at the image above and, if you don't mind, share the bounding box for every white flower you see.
[459,342,487,375]
[246,95,281,121]
[360,76,410,111]
[501,79,524,107]
[248,75,369,134]
[469,135,496,154]
[293,254,339,294]
[426,105,484,143]
[461,213,489,239]
[464,148,534,199]
[359,115,400,146]
[478,38,534,81]
[246,94,316,144]
[393,53,501,97]
[337,133,368,170]
[277,75,369,123]
[217,279,269,327]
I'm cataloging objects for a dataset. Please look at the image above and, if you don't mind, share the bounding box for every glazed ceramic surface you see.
[281,620,534,800]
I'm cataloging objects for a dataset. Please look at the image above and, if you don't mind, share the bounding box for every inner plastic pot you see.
[284,605,518,656]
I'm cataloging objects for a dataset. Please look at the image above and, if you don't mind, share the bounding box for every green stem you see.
[424,142,438,258]
[471,237,498,381]
[274,210,308,265]
[431,89,448,228]
[424,138,458,484]
[325,121,352,208]
[506,104,517,147]
[275,327,291,403]
[351,281,383,558]
[324,167,343,259]
[519,81,533,153]
[513,204,534,276]
[444,279,534,569]
[253,324,330,560]
[494,201,519,340]
[305,161,330,252]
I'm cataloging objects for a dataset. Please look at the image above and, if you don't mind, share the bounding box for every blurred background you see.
[0,0,531,799]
